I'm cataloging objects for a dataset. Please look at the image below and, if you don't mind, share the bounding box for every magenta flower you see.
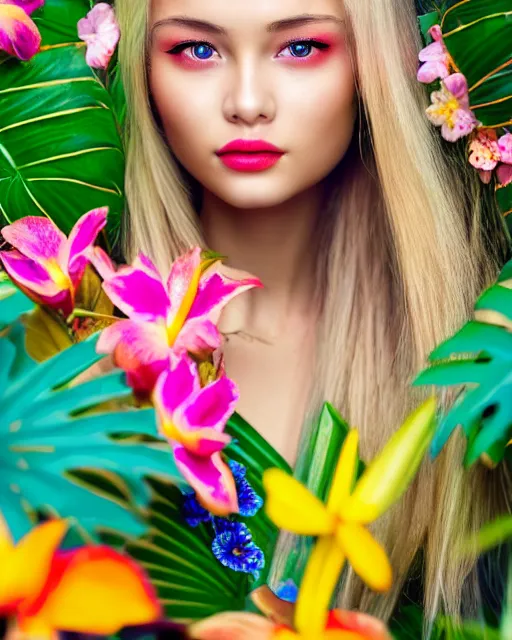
[0,208,107,316]
[153,354,239,516]
[468,129,501,183]
[417,25,451,84]
[0,0,44,60]
[77,2,120,70]
[498,133,512,164]
[426,73,479,142]
[96,247,262,394]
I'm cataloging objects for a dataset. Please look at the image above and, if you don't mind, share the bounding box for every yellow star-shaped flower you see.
[263,398,437,637]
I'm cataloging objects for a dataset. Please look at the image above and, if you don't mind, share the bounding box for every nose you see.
[223,58,276,126]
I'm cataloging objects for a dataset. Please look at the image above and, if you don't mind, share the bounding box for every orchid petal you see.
[0,3,41,60]
[418,41,444,63]
[1,216,66,265]
[189,612,276,640]
[188,272,262,324]
[102,265,170,323]
[443,73,469,103]
[89,246,117,281]
[0,520,68,614]
[1,0,45,15]
[497,164,512,186]
[22,547,161,635]
[498,133,512,164]
[183,376,239,432]
[295,536,345,638]
[341,398,436,524]
[153,353,200,417]
[167,246,203,311]
[97,320,169,393]
[163,424,232,457]
[336,523,392,593]
[0,250,59,297]
[327,430,359,514]
[417,61,449,84]
[173,445,238,516]
[263,469,336,535]
[66,207,108,286]
[174,317,222,358]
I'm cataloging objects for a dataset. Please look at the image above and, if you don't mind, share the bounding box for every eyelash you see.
[166,38,330,61]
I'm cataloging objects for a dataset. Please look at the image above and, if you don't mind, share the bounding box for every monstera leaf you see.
[414,258,512,465]
[440,0,512,226]
[0,0,124,241]
[0,318,183,542]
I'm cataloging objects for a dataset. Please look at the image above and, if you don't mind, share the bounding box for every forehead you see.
[149,0,345,31]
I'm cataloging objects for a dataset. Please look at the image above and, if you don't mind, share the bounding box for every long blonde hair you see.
[115,0,511,625]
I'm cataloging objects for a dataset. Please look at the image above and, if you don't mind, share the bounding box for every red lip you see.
[216,139,285,172]
[216,139,285,154]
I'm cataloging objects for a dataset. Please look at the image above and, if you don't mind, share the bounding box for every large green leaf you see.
[0,320,182,542]
[414,259,512,464]
[0,0,124,241]
[442,0,512,128]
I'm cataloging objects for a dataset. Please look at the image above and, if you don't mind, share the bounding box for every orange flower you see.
[0,517,161,639]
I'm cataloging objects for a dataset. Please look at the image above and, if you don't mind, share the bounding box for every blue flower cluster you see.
[181,460,265,578]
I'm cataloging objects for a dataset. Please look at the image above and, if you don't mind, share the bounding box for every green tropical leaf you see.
[0,0,124,242]
[460,515,512,555]
[0,320,182,542]
[414,259,512,464]
[441,0,512,129]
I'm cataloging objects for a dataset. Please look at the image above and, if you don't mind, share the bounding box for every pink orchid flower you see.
[0,208,108,317]
[469,129,501,183]
[497,133,512,186]
[417,25,451,84]
[95,246,261,394]
[77,2,120,70]
[426,73,479,142]
[153,353,239,516]
[0,0,44,60]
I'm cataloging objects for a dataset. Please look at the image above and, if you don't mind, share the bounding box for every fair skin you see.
[147,0,356,464]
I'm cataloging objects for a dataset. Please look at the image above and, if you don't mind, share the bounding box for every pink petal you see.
[3,0,45,15]
[77,3,120,70]
[0,250,73,315]
[418,41,444,63]
[188,273,262,324]
[1,216,66,265]
[153,353,200,418]
[417,61,450,84]
[497,164,512,186]
[443,73,470,105]
[97,320,169,393]
[102,265,171,323]
[429,25,443,42]
[173,317,222,359]
[0,3,40,60]
[166,247,203,313]
[134,253,161,279]
[478,170,493,184]
[89,246,117,281]
[441,109,477,142]
[173,445,238,516]
[498,133,512,164]
[182,376,239,433]
[66,207,108,287]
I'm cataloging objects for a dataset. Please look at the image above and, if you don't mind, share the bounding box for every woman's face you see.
[149,0,356,209]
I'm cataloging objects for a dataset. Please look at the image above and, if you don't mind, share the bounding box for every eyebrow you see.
[150,13,344,38]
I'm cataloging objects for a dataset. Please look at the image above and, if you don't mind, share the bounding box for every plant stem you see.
[70,308,118,322]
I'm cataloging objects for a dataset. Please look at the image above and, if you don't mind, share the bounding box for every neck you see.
[201,186,322,317]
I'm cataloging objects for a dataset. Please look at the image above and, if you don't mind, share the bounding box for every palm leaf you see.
[0,0,124,241]
[414,259,512,464]
[0,320,182,542]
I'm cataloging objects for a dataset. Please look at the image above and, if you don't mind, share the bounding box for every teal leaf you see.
[0,321,181,542]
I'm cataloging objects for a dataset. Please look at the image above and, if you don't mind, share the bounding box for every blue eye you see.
[193,43,214,59]
[288,42,312,58]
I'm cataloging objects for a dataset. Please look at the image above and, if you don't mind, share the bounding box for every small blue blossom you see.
[228,460,263,518]
[181,491,211,527]
[212,520,265,578]
[276,580,299,603]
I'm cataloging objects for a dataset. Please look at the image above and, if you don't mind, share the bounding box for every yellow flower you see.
[263,398,437,637]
